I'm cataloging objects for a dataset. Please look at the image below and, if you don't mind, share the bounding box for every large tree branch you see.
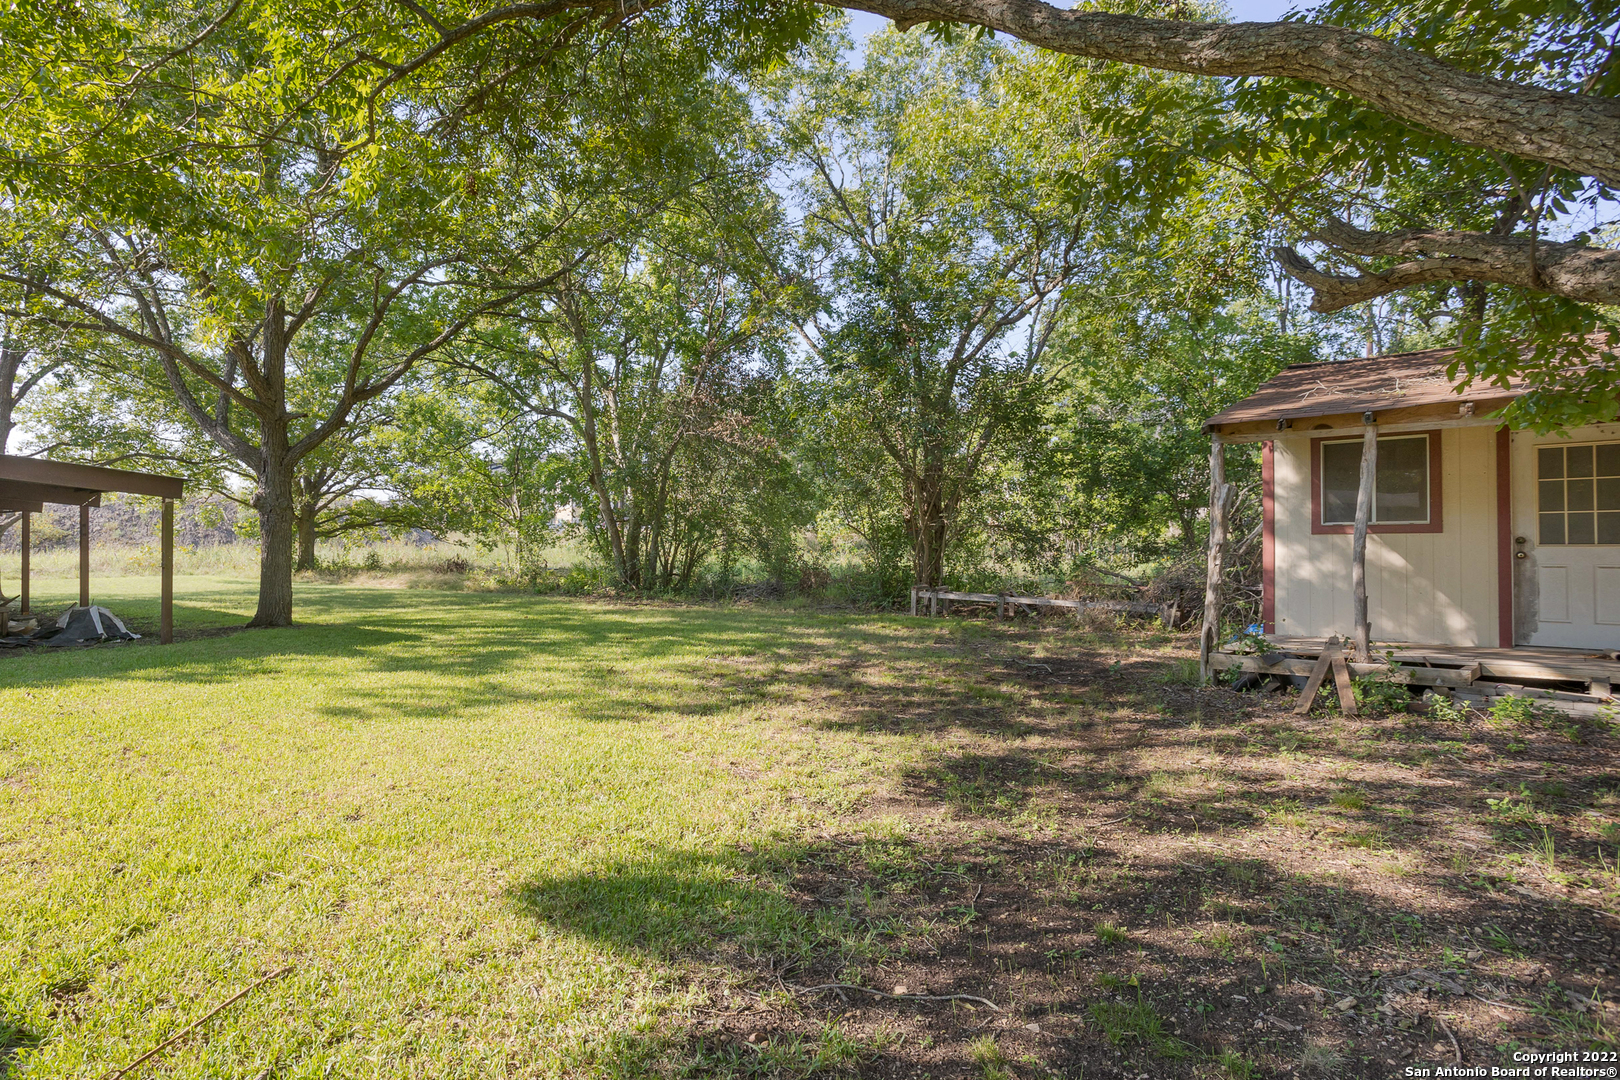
[1273,222,1620,312]
[822,1,1620,186]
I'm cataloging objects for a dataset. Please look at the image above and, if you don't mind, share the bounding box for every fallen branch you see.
[1467,990,1530,1012]
[103,965,295,1080]
[1436,1013,1462,1063]
[791,982,1002,1011]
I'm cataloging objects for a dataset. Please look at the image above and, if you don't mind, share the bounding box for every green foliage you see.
[1351,670,1411,717]
[1220,0,1620,425]
[1427,694,1471,723]
[1040,303,1313,562]
[1488,694,1566,728]
[773,29,1298,592]
[1089,993,1194,1059]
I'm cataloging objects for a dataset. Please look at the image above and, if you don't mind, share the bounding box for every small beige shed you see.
[1201,343,1620,673]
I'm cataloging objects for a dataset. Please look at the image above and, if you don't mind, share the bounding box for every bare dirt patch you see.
[667,621,1620,1077]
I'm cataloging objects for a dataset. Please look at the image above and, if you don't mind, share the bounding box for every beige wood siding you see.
[1272,425,1500,646]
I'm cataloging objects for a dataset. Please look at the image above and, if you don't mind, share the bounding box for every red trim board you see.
[1310,429,1445,535]
[1496,427,1514,648]
[1262,440,1275,634]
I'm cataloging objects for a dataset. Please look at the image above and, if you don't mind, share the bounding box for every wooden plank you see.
[914,589,1160,616]
[1294,636,1339,715]
[19,511,28,615]
[1453,691,1615,720]
[0,453,183,499]
[1209,651,1480,688]
[1331,654,1358,716]
[161,498,174,645]
[1210,399,1515,443]
[78,503,90,607]
[1199,436,1231,684]
[0,479,99,507]
[1477,658,1620,681]
[1351,422,1377,661]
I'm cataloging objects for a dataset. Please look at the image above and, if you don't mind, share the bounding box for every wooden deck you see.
[1210,635,1618,716]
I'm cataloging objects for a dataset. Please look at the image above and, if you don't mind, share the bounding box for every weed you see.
[1488,788,1541,824]
[1352,670,1411,717]
[968,1035,1011,1079]
[1194,925,1237,959]
[1340,828,1384,849]
[1535,987,1618,1048]
[1222,861,1261,890]
[1089,994,1194,1059]
[1157,658,1202,687]
[1426,692,1469,722]
[1299,1043,1345,1074]
[1096,922,1129,947]
[1330,791,1367,811]
[1266,797,1307,827]
[1489,695,1564,727]
[1483,924,1524,956]
[1535,827,1558,874]
[1217,1049,1259,1079]
[811,1022,884,1071]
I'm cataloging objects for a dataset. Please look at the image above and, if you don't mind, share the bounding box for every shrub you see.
[1427,694,1470,723]
[1352,672,1411,717]
[1488,695,1564,728]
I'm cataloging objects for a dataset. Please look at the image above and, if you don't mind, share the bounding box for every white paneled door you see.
[1512,426,1620,649]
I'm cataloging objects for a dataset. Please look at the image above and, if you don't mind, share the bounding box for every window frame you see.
[1534,439,1620,547]
[1310,429,1444,535]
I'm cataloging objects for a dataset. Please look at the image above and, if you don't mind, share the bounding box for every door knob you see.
[1516,551,1527,559]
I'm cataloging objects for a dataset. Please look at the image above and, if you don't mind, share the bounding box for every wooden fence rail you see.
[909,587,1166,622]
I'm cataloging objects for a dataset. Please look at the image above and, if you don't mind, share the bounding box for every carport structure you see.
[0,455,185,643]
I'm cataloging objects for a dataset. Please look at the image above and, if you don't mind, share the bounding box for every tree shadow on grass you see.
[502,827,1617,1078]
[0,1017,40,1080]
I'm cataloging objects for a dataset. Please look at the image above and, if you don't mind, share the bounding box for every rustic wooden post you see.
[78,502,90,607]
[1351,415,1378,662]
[19,511,29,615]
[910,586,917,616]
[1199,435,1234,684]
[161,498,174,644]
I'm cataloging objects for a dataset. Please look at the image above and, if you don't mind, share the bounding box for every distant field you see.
[0,580,1614,1078]
[1,538,586,602]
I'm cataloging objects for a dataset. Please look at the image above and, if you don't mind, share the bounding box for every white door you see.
[1512,425,1620,649]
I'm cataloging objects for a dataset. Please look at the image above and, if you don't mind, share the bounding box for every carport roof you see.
[0,454,183,504]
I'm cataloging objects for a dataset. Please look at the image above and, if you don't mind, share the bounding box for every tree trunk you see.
[250,432,296,627]
[1351,422,1378,661]
[911,477,948,588]
[1199,435,1232,684]
[294,497,319,571]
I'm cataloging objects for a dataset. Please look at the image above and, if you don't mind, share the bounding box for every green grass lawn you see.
[4,578,1616,1078]
[0,579,928,1077]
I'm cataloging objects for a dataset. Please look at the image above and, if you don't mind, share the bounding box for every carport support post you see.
[1351,415,1378,662]
[19,512,28,615]
[78,502,90,607]
[1199,434,1233,684]
[161,498,174,644]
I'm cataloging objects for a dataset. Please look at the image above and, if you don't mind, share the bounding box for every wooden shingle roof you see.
[1202,344,1528,433]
